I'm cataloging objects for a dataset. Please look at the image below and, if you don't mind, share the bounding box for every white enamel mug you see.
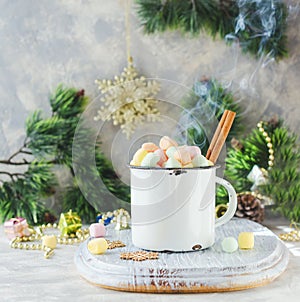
[130,166,237,252]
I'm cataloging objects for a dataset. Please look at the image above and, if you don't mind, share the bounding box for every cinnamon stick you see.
[206,110,229,160]
[207,110,236,163]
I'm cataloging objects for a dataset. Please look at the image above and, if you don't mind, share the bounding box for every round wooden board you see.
[75,219,289,293]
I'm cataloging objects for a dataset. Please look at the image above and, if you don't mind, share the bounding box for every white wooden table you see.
[1,216,300,302]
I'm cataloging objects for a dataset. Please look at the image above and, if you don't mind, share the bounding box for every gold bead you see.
[53,223,58,228]
[68,238,73,244]
[263,132,268,137]
[31,244,36,250]
[259,127,264,132]
[257,122,262,128]
[269,155,275,161]
[267,143,273,148]
[24,244,30,250]
[17,243,23,249]
[44,248,54,259]
[73,238,78,244]
[269,149,274,154]
[268,161,274,166]
[266,137,271,142]
[36,244,42,250]
[47,223,52,228]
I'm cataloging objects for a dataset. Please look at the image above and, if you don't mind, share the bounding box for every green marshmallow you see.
[164,157,182,168]
[221,237,238,253]
[166,146,178,158]
[140,153,160,167]
[192,154,209,167]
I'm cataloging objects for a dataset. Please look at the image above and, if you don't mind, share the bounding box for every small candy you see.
[88,238,108,255]
[186,146,201,159]
[89,222,106,238]
[174,146,192,165]
[42,235,57,249]
[159,136,178,150]
[238,232,254,249]
[142,142,159,152]
[192,154,209,167]
[164,157,182,168]
[132,148,148,166]
[166,146,178,158]
[154,149,167,166]
[221,237,238,253]
[140,153,160,167]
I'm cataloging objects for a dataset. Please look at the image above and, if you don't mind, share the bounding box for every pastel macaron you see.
[159,136,178,150]
[89,222,106,238]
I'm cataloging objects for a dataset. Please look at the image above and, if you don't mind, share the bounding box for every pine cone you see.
[43,211,57,224]
[235,193,265,223]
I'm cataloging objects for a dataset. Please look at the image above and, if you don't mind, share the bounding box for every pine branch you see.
[135,0,289,60]
[1,84,130,224]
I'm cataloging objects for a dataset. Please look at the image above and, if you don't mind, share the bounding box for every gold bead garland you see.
[257,121,275,168]
[279,222,300,242]
[9,222,90,259]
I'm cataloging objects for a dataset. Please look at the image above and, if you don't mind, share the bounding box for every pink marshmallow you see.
[186,146,201,159]
[142,142,159,152]
[174,146,192,165]
[159,136,178,150]
[89,223,106,238]
[154,148,167,166]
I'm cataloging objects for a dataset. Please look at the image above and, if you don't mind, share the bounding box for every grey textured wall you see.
[0,0,299,180]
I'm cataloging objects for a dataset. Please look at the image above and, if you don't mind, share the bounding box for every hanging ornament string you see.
[94,0,160,138]
[125,0,132,64]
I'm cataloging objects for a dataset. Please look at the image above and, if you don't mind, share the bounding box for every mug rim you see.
[128,164,221,171]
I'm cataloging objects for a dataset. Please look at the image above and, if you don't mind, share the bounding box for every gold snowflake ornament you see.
[94,57,160,138]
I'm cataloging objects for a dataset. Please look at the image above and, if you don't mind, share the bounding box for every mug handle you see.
[215,177,237,228]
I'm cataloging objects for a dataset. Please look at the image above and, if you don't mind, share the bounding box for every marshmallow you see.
[174,146,192,165]
[159,136,178,150]
[238,232,254,249]
[89,223,106,238]
[87,238,108,255]
[42,235,57,250]
[164,157,182,168]
[221,237,238,253]
[132,148,148,166]
[186,146,201,159]
[166,146,178,158]
[142,142,159,152]
[154,149,167,166]
[141,153,160,167]
[183,163,193,168]
[192,154,209,167]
